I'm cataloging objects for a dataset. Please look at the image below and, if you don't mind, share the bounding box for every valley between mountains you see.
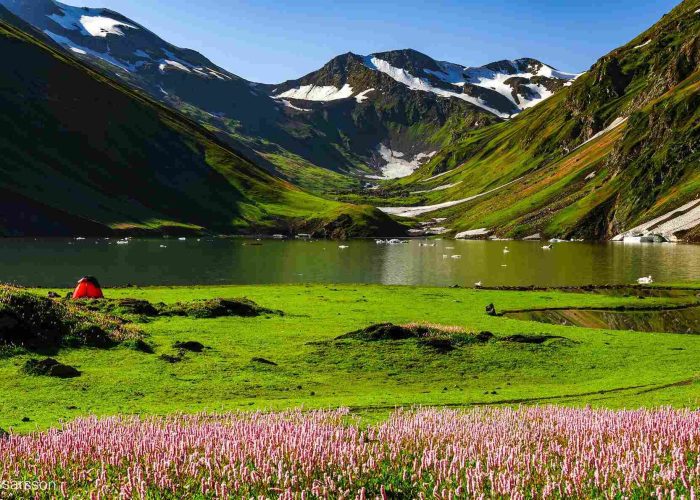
[0,0,698,240]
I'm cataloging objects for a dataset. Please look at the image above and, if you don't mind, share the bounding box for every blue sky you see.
[68,0,678,83]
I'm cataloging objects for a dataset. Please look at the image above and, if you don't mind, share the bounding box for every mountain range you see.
[0,4,402,237]
[0,0,575,189]
[376,0,699,242]
[0,0,698,240]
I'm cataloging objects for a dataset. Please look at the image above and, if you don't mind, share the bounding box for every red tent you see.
[72,276,104,299]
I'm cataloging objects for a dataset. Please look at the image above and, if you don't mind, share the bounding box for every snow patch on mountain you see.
[47,3,137,38]
[574,117,627,151]
[278,99,312,112]
[420,58,580,111]
[375,145,436,179]
[276,84,354,101]
[421,170,453,182]
[462,64,572,110]
[43,30,134,72]
[379,177,523,217]
[355,88,375,103]
[80,16,136,37]
[159,60,191,73]
[364,56,511,118]
[411,181,462,194]
[613,199,700,241]
[424,62,466,85]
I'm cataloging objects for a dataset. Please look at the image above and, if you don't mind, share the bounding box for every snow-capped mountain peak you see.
[269,49,577,118]
[0,0,235,80]
[50,9,137,38]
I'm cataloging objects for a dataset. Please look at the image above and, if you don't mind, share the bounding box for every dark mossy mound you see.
[502,334,566,344]
[0,285,143,354]
[339,323,418,341]
[123,338,154,353]
[251,357,277,366]
[81,298,160,317]
[159,298,277,319]
[173,341,205,352]
[160,351,185,363]
[78,297,279,320]
[64,324,115,348]
[339,323,494,351]
[23,358,80,378]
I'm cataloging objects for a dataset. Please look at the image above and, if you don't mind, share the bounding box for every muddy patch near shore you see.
[505,306,700,334]
[483,285,699,299]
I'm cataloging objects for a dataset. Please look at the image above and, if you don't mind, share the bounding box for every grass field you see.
[2,284,698,432]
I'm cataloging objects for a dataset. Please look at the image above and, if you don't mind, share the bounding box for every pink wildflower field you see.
[1,406,698,498]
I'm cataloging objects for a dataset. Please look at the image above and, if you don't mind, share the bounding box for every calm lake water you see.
[0,238,698,288]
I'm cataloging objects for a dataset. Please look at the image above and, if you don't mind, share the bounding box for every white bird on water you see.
[637,275,653,284]
[451,255,462,259]
[338,245,349,249]
[503,246,510,254]
[474,281,482,288]
[542,244,553,250]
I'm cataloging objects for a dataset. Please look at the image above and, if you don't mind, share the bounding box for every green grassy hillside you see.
[368,0,699,240]
[0,8,402,237]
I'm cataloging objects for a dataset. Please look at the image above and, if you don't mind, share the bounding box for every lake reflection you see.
[0,238,697,287]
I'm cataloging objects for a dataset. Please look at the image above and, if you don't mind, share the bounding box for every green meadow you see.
[2,284,698,432]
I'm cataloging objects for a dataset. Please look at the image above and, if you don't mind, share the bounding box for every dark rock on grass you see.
[485,303,497,316]
[160,298,275,318]
[502,334,565,344]
[21,417,30,423]
[338,323,418,341]
[23,358,81,378]
[173,341,205,352]
[251,357,277,366]
[47,291,60,298]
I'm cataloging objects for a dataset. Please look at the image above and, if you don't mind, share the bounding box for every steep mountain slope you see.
[0,6,402,237]
[1,0,575,189]
[0,0,371,191]
[372,0,700,241]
